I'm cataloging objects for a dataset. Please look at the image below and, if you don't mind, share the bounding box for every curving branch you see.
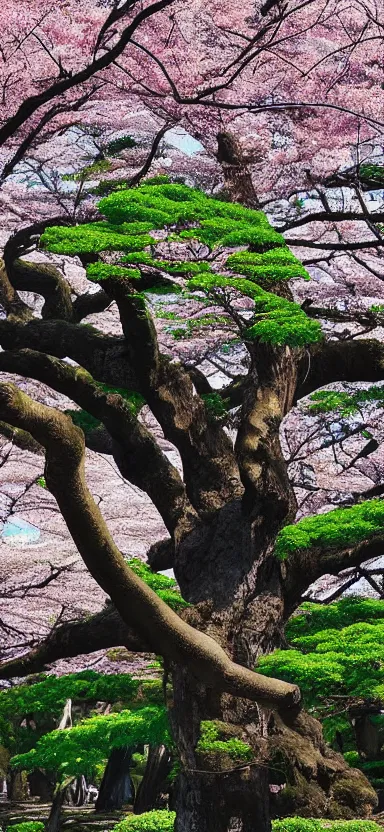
[99,273,242,515]
[298,339,384,399]
[284,532,384,614]
[0,349,198,539]
[0,382,300,709]
[0,603,150,680]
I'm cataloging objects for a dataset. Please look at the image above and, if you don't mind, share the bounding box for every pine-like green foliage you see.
[86,263,141,283]
[40,222,154,256]
[256,598,384,772]
[274,499,384,560]
[11,705,169,778]
[114,810,176,832]
[62,159,112,182]
[287,597,384,638]
[105,135,137,156]
[6,823,45,832]
[0,671,159,726]
[226,249,310,289]
[309,385,384,416]
[188,274,321,347]
[256,598,384,706]
[41,182,318,349]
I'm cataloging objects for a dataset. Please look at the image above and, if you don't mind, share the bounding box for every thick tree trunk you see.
[95,746,135,812]
[170,507,378,832]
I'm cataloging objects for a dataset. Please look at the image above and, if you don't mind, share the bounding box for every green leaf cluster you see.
[105,136,137,156]
[275,498,384,560]
[11,705,169,778]
[0,671,140,724]
[359,164,384,186]
[256,598,384,706]
[114,810,176,832]
[309,385,384,417]
[112,813,381,832]
[226,249,310,288]
[272,820,381,832]
[42,182,318,348]
[86,263,141,283]
[201,392,230,422]
[188,273,321,347]
[6,823,45,832]
[41,223,154,257]
[62,159,112,182]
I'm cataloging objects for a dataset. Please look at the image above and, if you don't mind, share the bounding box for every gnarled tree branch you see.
[0,382,300,709]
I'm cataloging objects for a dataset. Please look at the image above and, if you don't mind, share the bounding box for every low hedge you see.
[113,812,381,832]
[273,820,381,832]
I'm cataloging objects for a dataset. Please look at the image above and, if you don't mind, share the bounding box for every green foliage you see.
[309,385,384,416]
[96,384,145,416]
[11,705,169,778]
[226,249,310,288]
[256,598,384,707]
[64,385,145,435]
[167,312,232,341]
[36,476,46,488]
[0,671,140,723]
[42,182,319,349]
[275,498,384,560]
[86,263,141,283]
[65,409,101,434]
[201,392,229,422]
[359,163,384,186]
[126,558,188,610]
[113,810,176,832]
[272,821,381,832]
[6,823,45,832]
[188,273,321,347]
[287,597,384,639]
[105,136,137,156]
[62,159,112,182]
[41,223,154,257]
[196,721,253,762]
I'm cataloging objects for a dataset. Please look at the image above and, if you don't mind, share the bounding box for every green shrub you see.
[6,823,45,832]
[274,498,384,560]
[113,809,176,832]
[272,820,381,832]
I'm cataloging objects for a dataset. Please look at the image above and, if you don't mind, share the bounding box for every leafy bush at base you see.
[114,810,176,832]
[272,821,381,832]
[112,812,381,832]
[6,823,45,832]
